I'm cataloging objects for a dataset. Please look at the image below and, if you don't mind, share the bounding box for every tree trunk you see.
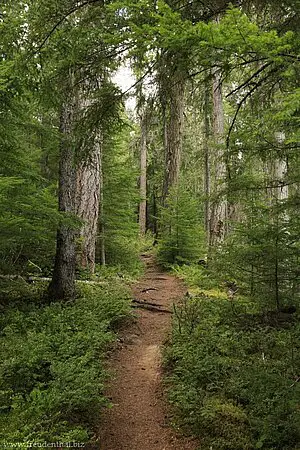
[152,189,158,239]
[273,132,288,201]
[266,133,288,310]
[203,82,211,245]
[162,68,186,203]
[48,96,77,300]
[75,76,106,272]
[272,159,289,200]
[266,133,288,204]
[98,140,106,266]
[76,136,101,273]
[139,110,147,235]
[209,66,228,248]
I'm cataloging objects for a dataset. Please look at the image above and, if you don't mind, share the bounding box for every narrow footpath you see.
[98,255,198,450]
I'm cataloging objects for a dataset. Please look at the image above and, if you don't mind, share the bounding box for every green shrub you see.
[0,282,131,445]
[171,263,219,291]
[165,295,300,449]
[104,236,142,275]
[157,187,206,267]
[101,125,140,274]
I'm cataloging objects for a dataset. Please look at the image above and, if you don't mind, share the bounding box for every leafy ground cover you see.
[164,265,300,450]
[0,280,132,446]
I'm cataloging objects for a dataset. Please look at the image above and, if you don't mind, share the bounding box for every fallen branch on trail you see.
[145,276,169,281]
[131,299,171,314]
[132,298,164,307]
[131,304,172,314]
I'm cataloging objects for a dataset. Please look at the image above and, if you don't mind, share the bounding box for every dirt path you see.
[98,255,198,450]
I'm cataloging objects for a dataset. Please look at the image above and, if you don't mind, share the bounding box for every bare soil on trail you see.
[98,255,198,450]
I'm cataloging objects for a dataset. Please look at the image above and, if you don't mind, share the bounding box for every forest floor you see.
[97,255,198,450]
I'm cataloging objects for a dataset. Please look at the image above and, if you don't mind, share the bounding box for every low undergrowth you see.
[165,264,300,450]
[0,281,132,447]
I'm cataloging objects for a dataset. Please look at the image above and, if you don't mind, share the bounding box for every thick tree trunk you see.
[75,77,106,271]
[203,83,211,244]
[152,189,158,239]
[98,141,106,266]
[266,133,288,204]
[76,137,101,273]
[273,132,288,201]
[48,97,77,300]
[269,133,288,311]
[49,74,104,297]
[162,69,186,203]
[139,110,147,235]
[272,159,289,201]
[209,67,228,248]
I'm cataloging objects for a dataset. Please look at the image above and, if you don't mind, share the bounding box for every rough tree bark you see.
[162,67,186,203]
[264,132,288,311]
[203,82,211,243]
[49,75,104,298]
[139,109,148,235]
[273,132,289,201]
[75,136,102,273]
[209,66,228,249]
[48,90,77,300]
[266,132,288,204]
[98,141,106,266]
[271,160,289,201]
[75,77,106,271]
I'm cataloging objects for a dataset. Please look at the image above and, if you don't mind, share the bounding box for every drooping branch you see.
[37,0,103,52]
[226,67,282,148]
[122,60,158,96]
[226,62,272,98]
[226,85,259,149]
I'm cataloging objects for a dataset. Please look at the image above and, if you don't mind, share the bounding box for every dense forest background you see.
[0,0,300,449]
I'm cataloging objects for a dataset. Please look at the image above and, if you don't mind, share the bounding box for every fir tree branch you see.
[226,62,272,98]
[226,67,281,148]
[278,53,300,61]
[121,61,157,96]
[37,0,103,52]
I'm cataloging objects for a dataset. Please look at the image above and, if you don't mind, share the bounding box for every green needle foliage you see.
[157,186,206,267]
[0,68,59,273]
[101,123,141,273]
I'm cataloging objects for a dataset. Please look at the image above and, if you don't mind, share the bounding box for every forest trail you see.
[98,255,198,450]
